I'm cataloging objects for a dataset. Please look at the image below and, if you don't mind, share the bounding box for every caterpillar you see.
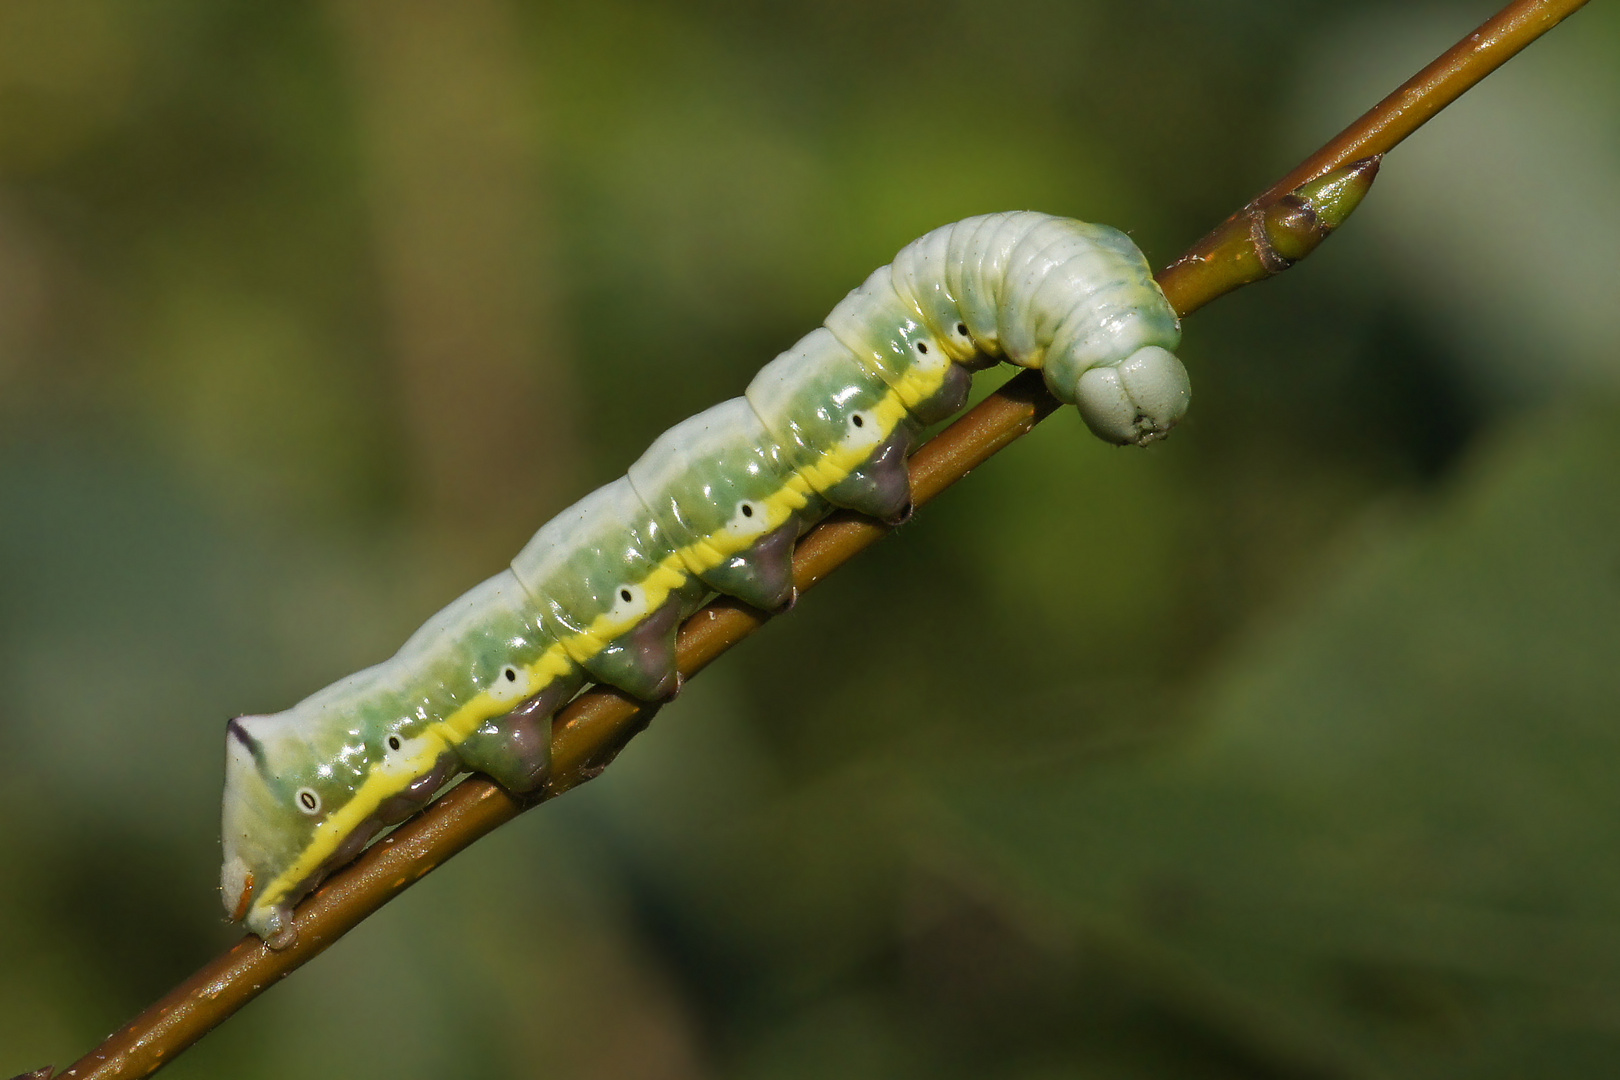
[221,210,1189,948]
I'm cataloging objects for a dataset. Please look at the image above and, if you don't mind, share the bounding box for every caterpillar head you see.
[1072,345,1191,447]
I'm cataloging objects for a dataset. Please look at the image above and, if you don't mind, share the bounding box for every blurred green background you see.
[2,1,1618,1077]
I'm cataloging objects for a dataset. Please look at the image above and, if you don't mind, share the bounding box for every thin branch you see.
[34,1,1589,1077]
[1157,0,1591,315]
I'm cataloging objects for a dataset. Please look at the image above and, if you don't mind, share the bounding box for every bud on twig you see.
[1156,157,1381,316]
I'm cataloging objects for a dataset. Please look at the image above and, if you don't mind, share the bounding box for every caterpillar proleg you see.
[221,211,1188,947]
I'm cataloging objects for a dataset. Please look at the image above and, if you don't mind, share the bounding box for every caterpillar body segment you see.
[221,212,1188,946]
[510,478,698,697]
[626,399,815,611]
[745,328,919,523]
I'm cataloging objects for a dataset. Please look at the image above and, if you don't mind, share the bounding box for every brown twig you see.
[34,1,1588,1077]
[1157,0,1591,316]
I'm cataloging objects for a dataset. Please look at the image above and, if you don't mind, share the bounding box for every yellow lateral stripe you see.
[256,361,949,919]
[676,536,728,577]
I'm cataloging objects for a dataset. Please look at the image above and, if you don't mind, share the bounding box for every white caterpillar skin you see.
[222,212,1187,946]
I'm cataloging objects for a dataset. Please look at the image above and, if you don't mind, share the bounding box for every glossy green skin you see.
[221,211,1186,946]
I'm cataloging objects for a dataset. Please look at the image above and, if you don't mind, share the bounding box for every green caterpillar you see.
[221,211,1189,947]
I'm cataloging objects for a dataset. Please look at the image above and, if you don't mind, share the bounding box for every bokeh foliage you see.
[2,1,1617,1077]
